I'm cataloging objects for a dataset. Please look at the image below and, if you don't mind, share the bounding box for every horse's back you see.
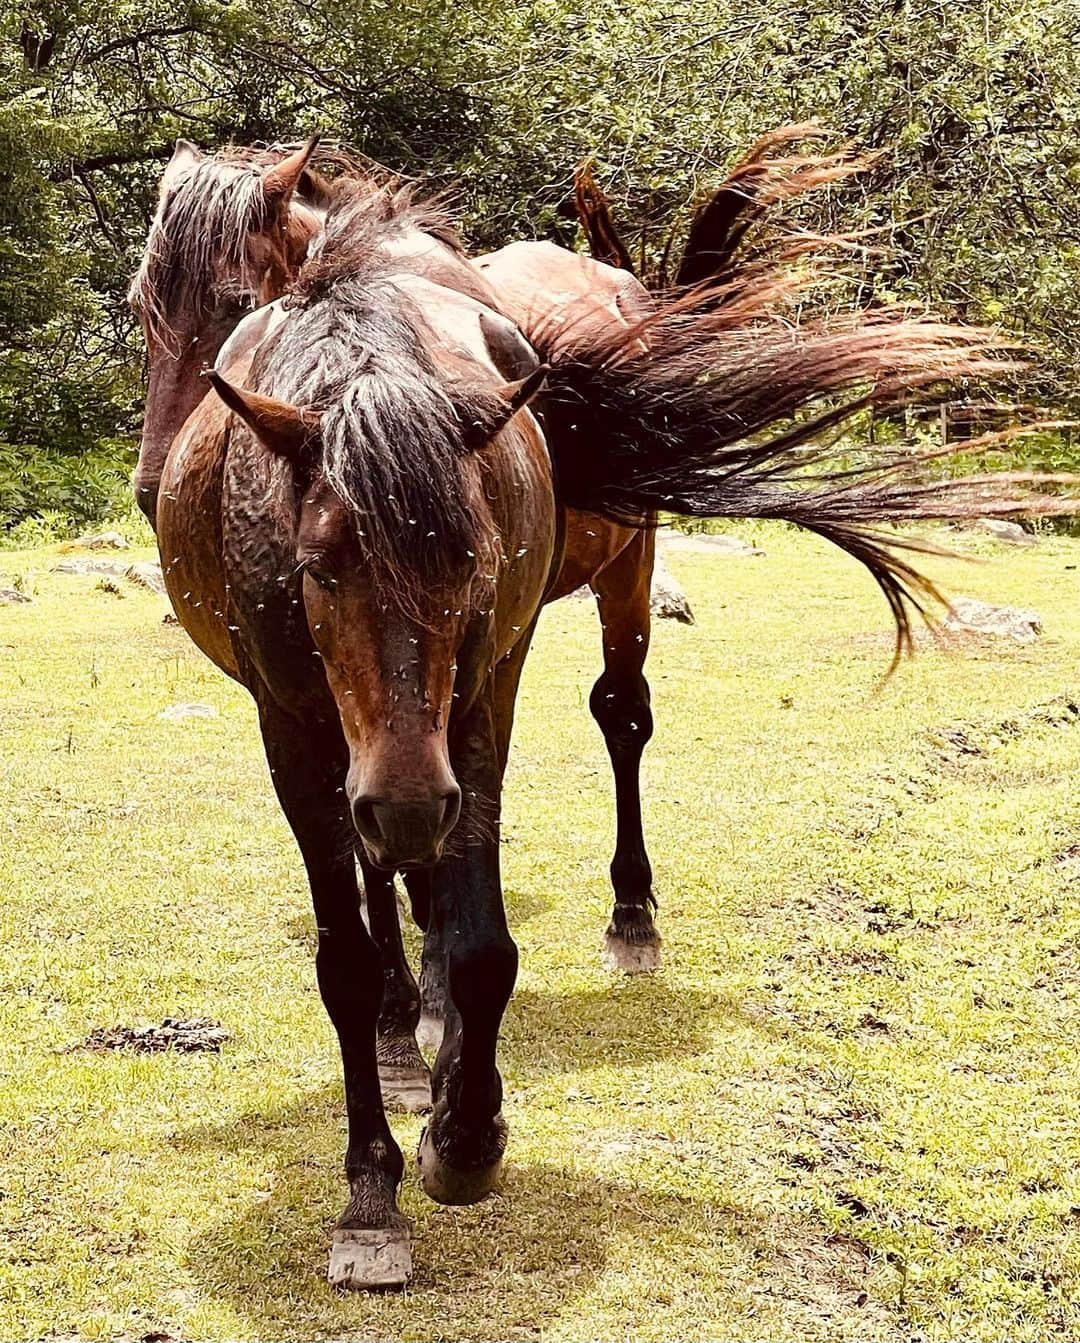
[473,240,653,353]
[473,242,654,593]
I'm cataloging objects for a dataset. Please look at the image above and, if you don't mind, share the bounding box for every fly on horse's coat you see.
[129,133,1078,1287]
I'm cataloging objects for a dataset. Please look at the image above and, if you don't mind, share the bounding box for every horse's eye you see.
[305,567,336,591]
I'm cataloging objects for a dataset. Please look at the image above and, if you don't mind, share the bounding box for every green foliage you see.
[0,438,133,531]
[1,1,1078,528]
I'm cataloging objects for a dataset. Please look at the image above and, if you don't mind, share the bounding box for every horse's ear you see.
[206,371,320,464]
[160,139,203,197]
[464,364,549,448]
[261,134,321,205]
[496,364,550,422]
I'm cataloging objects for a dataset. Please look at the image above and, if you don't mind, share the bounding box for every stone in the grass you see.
[0,587,30,604]
[53,557,129,578]
[125,561,166,594]
[978,518,1037,546]
[52,556,166,595]
[74,531,129,551]
[659,530,765,557]
[650,552,695,623]
[942,597,1042,643]
[159,702,218,721]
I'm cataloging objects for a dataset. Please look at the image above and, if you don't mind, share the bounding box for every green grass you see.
[2,524,1080,1341]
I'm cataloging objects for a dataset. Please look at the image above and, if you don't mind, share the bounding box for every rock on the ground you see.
[52,557,129,579]
[126,561,166,594]
[943,597,1042,643]
[658,530,765,557]
[0,586,31,604]
[52,556,166,595]
[978,518,1037,546]
[74,531,129,551]
[159,702,218,721]
[650,553,695,623]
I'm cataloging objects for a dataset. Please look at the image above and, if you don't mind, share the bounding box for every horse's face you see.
[294,477,465,867]
[207,361,548,870]
[129,140,321,514]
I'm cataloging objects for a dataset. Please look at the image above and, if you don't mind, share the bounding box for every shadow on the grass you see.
[178,1085,791,1336]
[504,977,721,1072]
[179,1084,891,1338]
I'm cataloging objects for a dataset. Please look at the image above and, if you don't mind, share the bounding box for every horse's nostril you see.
[438,787,462,838]
[352,797,381,842]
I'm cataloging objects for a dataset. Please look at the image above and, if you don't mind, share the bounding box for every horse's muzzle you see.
[351,789,461,870]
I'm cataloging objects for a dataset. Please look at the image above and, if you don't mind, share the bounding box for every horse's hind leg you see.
[360,859,431,1114]
[404,869,448,1054]
[258,699,411,1288]
[589,528,661,972]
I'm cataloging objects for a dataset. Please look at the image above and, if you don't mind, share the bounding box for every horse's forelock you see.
[258,280,497,619]
[130,157,274,349]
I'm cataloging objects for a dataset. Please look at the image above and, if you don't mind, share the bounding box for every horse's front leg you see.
[258,699,411,1288]
[416,684,518,1205]
[412,615,537,1060]
[590,527,661,972]
[359,858,431,1114]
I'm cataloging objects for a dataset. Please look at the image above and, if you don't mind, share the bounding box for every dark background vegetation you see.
[2,0,1078,529]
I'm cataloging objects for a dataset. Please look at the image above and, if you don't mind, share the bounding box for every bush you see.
[0,438,135,534]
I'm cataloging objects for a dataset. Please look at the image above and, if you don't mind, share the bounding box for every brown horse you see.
[130,141,665,1058]
[142,157,1076,1287]
[131,130,871,1020]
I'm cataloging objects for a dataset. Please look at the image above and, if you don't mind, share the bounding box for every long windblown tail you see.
[531,279,1075,661]
[573,122,864,290]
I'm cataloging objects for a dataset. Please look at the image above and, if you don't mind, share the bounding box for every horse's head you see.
[129,138,323,515]
[207,302,548,870]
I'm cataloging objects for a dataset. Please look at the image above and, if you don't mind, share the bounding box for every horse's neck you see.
[381,229,504,312]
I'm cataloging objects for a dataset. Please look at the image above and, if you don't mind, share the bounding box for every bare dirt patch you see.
[72,1018,229,1054]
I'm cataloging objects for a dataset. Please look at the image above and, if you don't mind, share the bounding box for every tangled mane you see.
[128,143,391,351]
[254,190,495,614]
[295,177,465,300]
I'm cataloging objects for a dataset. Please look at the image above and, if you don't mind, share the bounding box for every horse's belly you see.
[158,403,239,679]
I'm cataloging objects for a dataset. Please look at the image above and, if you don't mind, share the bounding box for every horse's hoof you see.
[602,929,661,974]
[379,1063,432,1115]
[415,1011,445,1055]
[327,1226,412,1290]
[417,1125,503,1205]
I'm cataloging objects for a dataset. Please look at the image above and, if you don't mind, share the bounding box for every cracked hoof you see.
[379,1063,432,1114]
[328,1226,411,1290]
[417,1124,503,1205]
[602,929,661,974]
[415,1011,445,1055]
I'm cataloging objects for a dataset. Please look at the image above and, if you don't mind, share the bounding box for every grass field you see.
[2,524,1080,1341]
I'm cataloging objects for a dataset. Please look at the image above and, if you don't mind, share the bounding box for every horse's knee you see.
[447,930,518,1020]
[590,672,653,754]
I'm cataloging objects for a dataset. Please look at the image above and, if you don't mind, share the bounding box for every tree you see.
[1,0,1077,525]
